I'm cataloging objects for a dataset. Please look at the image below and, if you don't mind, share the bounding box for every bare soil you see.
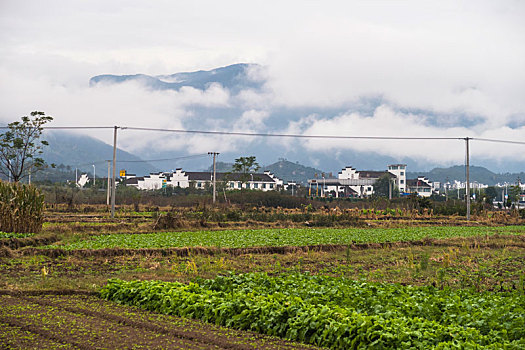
[0,292,320,350]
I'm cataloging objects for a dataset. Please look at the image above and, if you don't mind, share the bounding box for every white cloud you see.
[1,0,524,170]
[287,105,525,164]
[237,110,270,130]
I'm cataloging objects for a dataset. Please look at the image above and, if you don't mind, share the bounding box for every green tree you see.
[231,156,260,189]
[483,186,498,205]
[508,185,521,208]
[373,174,398,198]
[0,111,53,182]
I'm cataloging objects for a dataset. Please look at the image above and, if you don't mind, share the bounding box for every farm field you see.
[1,210,525,348]
[101,273,525,349]
[41,225,525,250]
[0,292,317,349]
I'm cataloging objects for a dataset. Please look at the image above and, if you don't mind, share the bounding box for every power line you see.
[471,138,525,146]
[122,126,463,140]
[70,153,209,168]
[2,124,524,144]
[116,153,209,163]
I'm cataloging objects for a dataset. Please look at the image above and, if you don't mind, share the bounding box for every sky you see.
[1,0,524,172]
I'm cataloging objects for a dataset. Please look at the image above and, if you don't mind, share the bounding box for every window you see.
[400,180,404,184]
[197,182,202,188]
[238,182,242,188]
[270,183,274,189]
[400,171,404,176]
[262,183,267,189]
[367,187,372,191]
[254,183,258,189]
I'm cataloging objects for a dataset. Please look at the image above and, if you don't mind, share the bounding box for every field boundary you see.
[0,289,98,296]
[0,234,59,249]
[16,234,525,258]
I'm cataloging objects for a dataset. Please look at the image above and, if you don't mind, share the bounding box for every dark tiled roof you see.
[121,177,142,185]
[186,172,276,182]
[186,172,213,181]
[406,179,431,188]
[359,171,395,179]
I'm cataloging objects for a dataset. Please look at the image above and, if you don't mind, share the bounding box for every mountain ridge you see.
[90,63,262,93]
[85,63,524,174]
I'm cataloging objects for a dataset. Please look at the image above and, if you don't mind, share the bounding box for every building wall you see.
[139,173,165,190]
[126,169,282,192]
[339,167,359,180]
[387,164,406,192]
[167,169,190,188]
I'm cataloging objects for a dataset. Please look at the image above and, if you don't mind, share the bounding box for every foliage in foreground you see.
[0,111,53,182]
[49,225,525,250]
[0,181,44,233]
[101,273,525,349]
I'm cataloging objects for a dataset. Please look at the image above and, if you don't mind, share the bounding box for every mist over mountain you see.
[84,63,524,174]
[42,131,158,176]
[90,63,262,94]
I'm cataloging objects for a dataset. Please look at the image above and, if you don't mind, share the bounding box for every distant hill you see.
[408,165,525,186]
[205,159,324,184]
[262,159,326,184]
[41,131,158,177]
[90,63,262,94]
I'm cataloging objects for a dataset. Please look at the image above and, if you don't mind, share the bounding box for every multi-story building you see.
[308,164,436,198]
[387,164,407,192]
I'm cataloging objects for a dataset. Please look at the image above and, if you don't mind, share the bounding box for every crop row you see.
[0,232,34,239]
[48,225,525,250]
[101,273,525,349]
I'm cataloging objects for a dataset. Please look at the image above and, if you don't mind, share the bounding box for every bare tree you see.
[0,111,53,182]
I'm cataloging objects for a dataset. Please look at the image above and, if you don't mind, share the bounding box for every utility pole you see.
[465,137,471,220]
[111,126,118,218]
[92,164,96,187]
[106,160,111,206]
[389,178,392,200]
[445,177,449,201]
[208,152,219,203]
[75,168,78,186]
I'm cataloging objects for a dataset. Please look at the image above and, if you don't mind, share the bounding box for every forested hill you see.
[407,165,524,186]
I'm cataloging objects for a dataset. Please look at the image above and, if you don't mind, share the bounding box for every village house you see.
[308,165,399,198]
[121,169,284,191]
[405,177,433,197]
[307,164,437,198]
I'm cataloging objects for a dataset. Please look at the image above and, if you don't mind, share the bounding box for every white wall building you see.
[309,166,397,198]
[406,176,433,197]
[387,164,407,192]
[76,173,90,188]
[123,169,283,192]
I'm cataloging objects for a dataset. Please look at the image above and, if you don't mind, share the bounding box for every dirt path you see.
[0,293,319,350]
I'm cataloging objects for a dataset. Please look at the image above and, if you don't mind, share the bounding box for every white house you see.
[122,169,283,192]
[76,174,90,188]
[406,177,433,197]
[387,164,407,192]
[308,165,398,198]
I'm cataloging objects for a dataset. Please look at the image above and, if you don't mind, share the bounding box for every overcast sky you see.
[1,0,524,169]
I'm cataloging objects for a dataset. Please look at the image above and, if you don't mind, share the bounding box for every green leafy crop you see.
[101,273,525,349]
[51,225,525,250]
